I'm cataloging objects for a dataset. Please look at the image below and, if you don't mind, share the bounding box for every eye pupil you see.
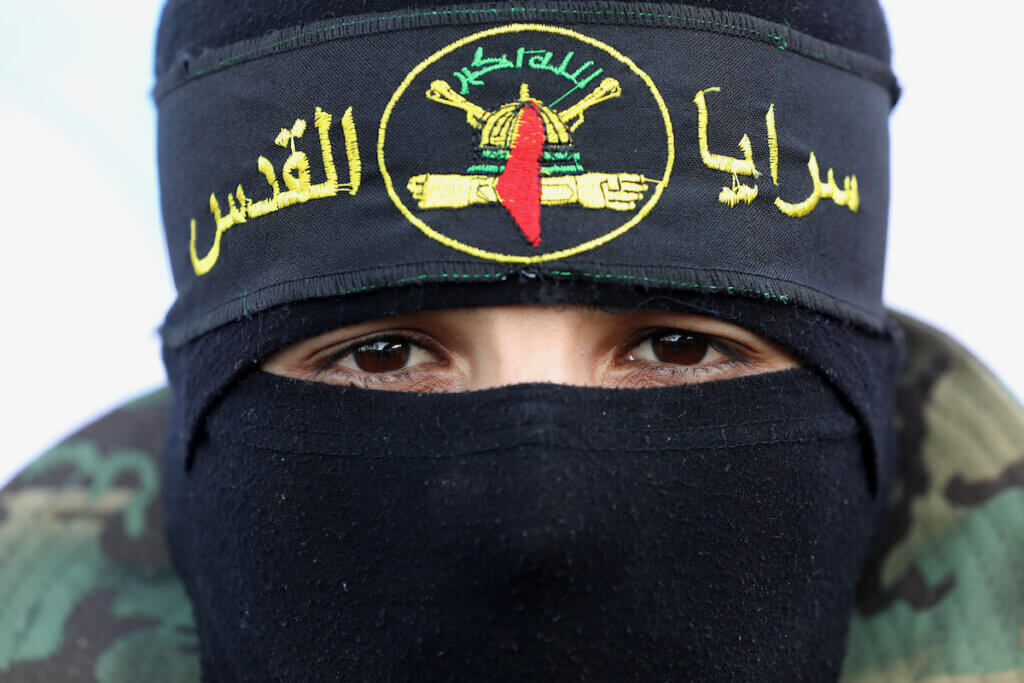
[651,332,708,365]
[353,339,411,373]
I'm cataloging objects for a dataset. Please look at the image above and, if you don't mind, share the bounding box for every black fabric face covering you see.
[162,280,904,680]
[166,362,878,681]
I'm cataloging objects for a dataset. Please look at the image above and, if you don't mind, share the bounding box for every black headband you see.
[155,1,898,346]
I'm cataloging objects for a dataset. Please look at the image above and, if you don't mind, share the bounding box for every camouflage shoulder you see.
[843,313,1024,681]
[0,388,200,683]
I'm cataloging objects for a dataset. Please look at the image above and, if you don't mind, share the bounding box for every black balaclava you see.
[155,1,904,679]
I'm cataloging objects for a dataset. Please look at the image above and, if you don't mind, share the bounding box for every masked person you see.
[150,0,905,677]
[3,1,1023,681]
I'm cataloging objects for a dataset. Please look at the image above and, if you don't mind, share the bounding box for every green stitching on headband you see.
[162,5,865,95]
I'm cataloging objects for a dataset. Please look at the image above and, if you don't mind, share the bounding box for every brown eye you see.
[352,338,411,373]
[648,332,709,365]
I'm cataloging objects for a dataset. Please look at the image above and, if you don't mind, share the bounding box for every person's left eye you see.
[629,330,720,366]
[619,328,749,383]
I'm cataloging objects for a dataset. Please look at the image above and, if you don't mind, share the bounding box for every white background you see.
[1,1,1022,486]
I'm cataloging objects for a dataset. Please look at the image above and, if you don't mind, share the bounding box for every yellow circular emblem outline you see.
[378,23,675,263]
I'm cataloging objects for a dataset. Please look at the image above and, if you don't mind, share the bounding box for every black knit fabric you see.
[155,0,892,76]
[162,268,902,683]
[166,364,877,680]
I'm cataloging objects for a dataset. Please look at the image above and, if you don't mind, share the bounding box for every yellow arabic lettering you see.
[328,106,361,196]
[694,87,760,178]
[774,152,822,217]
[693,89,861,217]
[280,119,312,198]
[826,169,859,212]
[189,106,360,276]
[188,186,248,275]
[719,174,759,207]
[766,103,779,186]
[248,156,280,218]
[774,152,860,217]
[694,87,759,208]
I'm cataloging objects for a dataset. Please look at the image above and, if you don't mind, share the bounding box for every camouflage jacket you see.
[2,313,1022,682]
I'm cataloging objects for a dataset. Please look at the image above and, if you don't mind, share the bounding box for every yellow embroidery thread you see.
[338,107,361,194]
[377,23,674,264]
[774,152,860,217]
[694,87,759,178]
[718,174,758,207]
[408,74,650,212]
[766,103,779,186]
[189,106,360,276]
[407,173,652,211]
[693,92,861,218]
[694,87,760,208]
[774,152,822,217]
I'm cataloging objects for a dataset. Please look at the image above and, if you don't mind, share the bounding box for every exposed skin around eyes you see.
[262,304,801,392]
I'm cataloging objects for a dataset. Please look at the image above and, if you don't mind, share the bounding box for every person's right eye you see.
[315,332,444,385]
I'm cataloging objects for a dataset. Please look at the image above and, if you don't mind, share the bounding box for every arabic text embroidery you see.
[188,106,361,276]
[453,45,605,106]
[695,88,859,217]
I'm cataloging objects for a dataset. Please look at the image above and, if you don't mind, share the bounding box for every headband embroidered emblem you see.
[378,24,675,263]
